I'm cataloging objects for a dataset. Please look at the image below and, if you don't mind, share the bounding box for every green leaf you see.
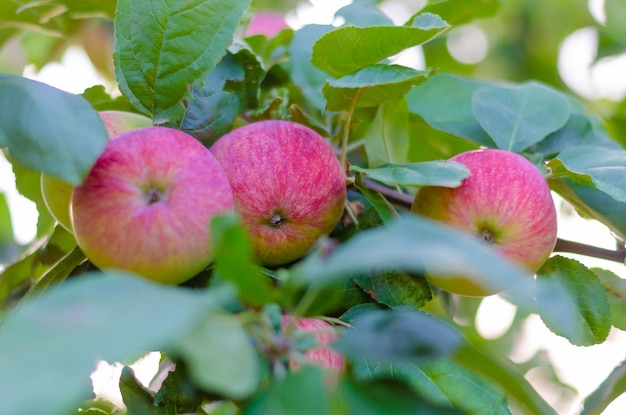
[241,366,333,415]
[312,14,449,78]
[353,270,432,309]
[420,0,503,26]
[0,75,108,184]
[25,245,86,298]
[335,0,395,27]
[353,358,511,415]
[153,365,204,414]
[350,161,470,188]
[334,308,462,364]
[472,82,570,152]
[535,256,611,346]
[363,97,410,167]
[352,173,399,225]
[113,0,250,123]
[323,65,432,111]
[0,192,19,264]
[593,268,626,330]
[175,312,260,399]
[552,146,626,203]
[119,366,157,415]
[406,73,495,147]
[211,214,279,306]
[0,271,219,415]
[582,358,626,415]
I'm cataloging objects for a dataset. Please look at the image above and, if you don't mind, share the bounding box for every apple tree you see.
[1,0,626,414]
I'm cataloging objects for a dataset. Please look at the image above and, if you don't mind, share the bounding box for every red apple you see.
[245,11,289,38]
[411,148,557,296]
[281,315,344,373]
[71,126,234,284]
[41,110,152,231]
[209,120,346,266]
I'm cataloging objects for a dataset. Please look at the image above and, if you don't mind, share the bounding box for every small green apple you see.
[40,110,152,231]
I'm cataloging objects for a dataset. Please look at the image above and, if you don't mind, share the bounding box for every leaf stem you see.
[339,90,362,172]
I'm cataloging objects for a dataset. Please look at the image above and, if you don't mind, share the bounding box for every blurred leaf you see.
[582,358,626,415]
[323,65,431,111]
[551,146,626,203]
[333,308,462,364]
[175,312,260,399]
[420,0,503,25]
[335,0,394,27]
[81,85,138,112]
[593,268,626,330]
[353,270,432,309]
[114,0,250,123]
[406,113,479,162]
[353,357,511,415]
[312,14,449,78]
[120,366,156,415]
[0,192,18,263]
[350,160,470,187]
[0,271,220,415]
[211,214,279,306]
[362,97,410,167]
[10,159,54,238]
[0,75,108,184]
[407,73,495,147]
[472,82,570,152]
[352,174,399,224]
[25,245,86,298]
[288,24,334,111]
[535,256,611,346]
[241,365,333,415]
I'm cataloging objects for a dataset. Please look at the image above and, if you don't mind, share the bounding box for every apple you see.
[411,148,557,296]
[41,110,152,231]
[209,120,346,266]
[245,11,289,38]
[281,315,344,373]
[71,126,234,284]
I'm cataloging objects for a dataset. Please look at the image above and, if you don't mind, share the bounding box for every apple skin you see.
[41,110,152,231]
[281,315,344,373]
[71,126,234,284]
[245,12,288,38]
[209,120,346,266]
[411,148,557,297]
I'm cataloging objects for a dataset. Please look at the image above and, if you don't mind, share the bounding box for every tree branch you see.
[359,178,626,264]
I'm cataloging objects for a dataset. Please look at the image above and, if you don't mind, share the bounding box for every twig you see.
[358,178,626,264]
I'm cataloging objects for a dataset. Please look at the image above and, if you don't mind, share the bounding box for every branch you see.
[359,178,626,264]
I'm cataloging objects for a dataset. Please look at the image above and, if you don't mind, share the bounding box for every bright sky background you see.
[2,0,626,413]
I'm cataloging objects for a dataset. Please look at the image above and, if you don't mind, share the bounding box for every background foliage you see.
[2,0,626,414]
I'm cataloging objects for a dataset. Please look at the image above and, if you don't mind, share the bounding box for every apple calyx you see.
[145,186,165,205]
[268,209,288,228]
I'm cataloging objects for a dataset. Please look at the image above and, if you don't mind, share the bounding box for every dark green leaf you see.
[24,245,86,299]
[353,270,432,309]
[535,256,611,346]
[353,358,511,415]
[113,0,250,123]
[119,366,156,415]
[211,214,279,306]
[350,160,470,187]
[175,312,260,399]
[582,358,626,415]
[333,308,462,364]
[324,65,432,111]
[593,268,626,330]
[472,82,570,152]
[153,364,204,414]
[420,0,503,26]
[312,14,449,78]
[0,271,219,415]
[406,73,495,147]
[362,97,410,167]
[0,75,108,184]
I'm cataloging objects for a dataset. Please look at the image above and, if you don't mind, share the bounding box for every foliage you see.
[1,0,626,414]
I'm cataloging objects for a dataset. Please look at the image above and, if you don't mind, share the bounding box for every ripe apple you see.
[209,120,346,266]
[71,126,234,284]
[411,148,557,296]
[41,110,152,231]
[245,11,288,38]
[281,315,344,373]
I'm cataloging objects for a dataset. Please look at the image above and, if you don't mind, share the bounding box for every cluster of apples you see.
[41,112,346,285]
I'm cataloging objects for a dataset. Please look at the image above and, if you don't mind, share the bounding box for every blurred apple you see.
[281,315,344,373]
[245,11,288,38]
[411,148,557,296]
[40,110,152,231]
[210,120,346,266]
[71,126,234,284]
